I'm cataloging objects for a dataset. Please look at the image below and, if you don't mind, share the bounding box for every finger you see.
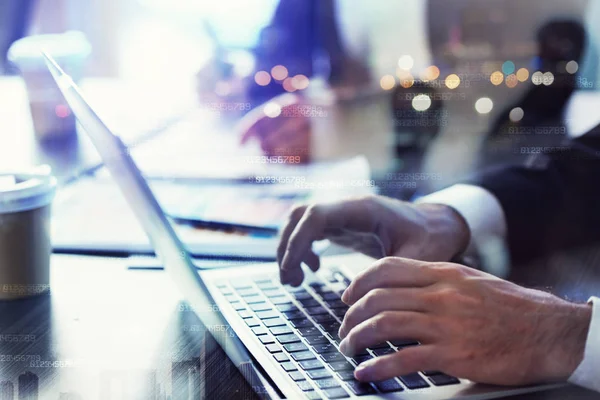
[261,121,310,156]
[280,198,381,276]
[342,258,440,305]
[240,93,302,145]
[354,345,438,382]
[278,205,308,285]
[303,250,320,272]
[339,288,427,339]
[339,311,433,357]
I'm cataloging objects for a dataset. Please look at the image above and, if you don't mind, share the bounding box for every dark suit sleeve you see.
[469,128,600,264]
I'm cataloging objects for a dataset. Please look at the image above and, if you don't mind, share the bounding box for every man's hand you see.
[239,94,311,163]
[338,257,592,386]
[277,195,470,286]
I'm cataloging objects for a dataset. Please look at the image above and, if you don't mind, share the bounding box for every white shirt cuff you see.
[417,184,510,276]
[569,297,600,392]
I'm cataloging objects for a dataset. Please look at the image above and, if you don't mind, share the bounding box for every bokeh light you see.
[516,68,529,83]
[380,75,396,90]
[490,71,504,86]
[475,97,494,114]
[421,66,440,81]
[445,74,461,89]
[254,71,271,86]
[55,105,70,119]
[509,107,524,123]
[271,65,288,81]
[291,74,310,90]
[283,78,296,92]
[566,61,579,75]
[505,74,518,88]
[502,61,516,75]
[531,71,544,86]
[397,55,414,70]
[264,102,282,118]
[543,72,555,86]
[412,94,432,112]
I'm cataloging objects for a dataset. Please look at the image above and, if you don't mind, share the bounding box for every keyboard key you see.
[312,343,337,354]
[284,343,309,353]
[277,334,301,344]
[244,318,260,328]
[374,379,404,393]
[289,371,305,381]
[422,370,442,376]
[256,282,278,291]
[219,287,233,295]
[305,335,329,345]
[299,298,321,308]
[270,326,293,336]
[281,362,298,372]
[346,380,376,395]
[298,359,324,370]
[290,319,313,328]
[321,387,349,399]
[327,333,342,344]
[253,277,272,284]
[274,353,290,362]
[321,352,347,363]
[270,296,292,305]
[229,301,246,311]
[313,314,336,323]
[266,344,282,353]
[251,327,268,336]
[391,339,419,347]
[336,371,355,381]
[297,380,314,391]
[298,326,321,337]
[428,374,460,386]
[399,373,430,389]
[319,322,341,333]
[292,351,317,361]
[305,391,321,399]
[321,292,341,301]
[325,299,346,309]
[284,285,306,293]
[305,306,328,315]
[332,309,347,318]
[328,361,354,371]
[306,368,332,380]
[372,348,395,356]
[275,303,304,318]
[256,310,279,320]
[264,318,286,328]
[230,280,252,289]
[309,282,325,290]
[259,336,275,345]
[250,303,272,312]
[282,310,304,319]
[352,355,373,365]
[237,288,259,297]
[243,295,265,304]
[293,291,312,300]
[224,294,237,302]
[237,310,253,319]
[262,288,285,297]
[369,342,390,349]
[314,378,341,390]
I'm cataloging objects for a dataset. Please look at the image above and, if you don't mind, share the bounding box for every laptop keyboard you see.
[216,268,460,399]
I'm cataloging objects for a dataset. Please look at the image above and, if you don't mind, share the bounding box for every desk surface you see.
[0,78,599,399]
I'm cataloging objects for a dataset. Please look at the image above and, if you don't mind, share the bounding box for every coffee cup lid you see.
[0,166,57,214]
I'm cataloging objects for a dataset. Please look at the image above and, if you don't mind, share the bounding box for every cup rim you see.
[0,170,57,214]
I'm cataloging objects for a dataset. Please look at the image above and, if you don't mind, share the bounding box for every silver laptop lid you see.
[42,53,254,370]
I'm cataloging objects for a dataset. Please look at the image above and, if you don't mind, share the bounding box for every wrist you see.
[416,203,471,260]
[540,302,592,381]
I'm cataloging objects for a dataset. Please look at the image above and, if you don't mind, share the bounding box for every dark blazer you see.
[471,127,600,265]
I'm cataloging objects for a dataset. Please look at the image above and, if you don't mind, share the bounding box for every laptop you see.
[44,53,562,399]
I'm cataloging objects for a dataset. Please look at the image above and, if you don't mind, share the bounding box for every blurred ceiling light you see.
[397,55,414,70]
[445,74,461,90]
[531,71,544,86]
[283,78,296,92]
[509,107,524,123]
[566,60,579,75]
[380,75,396,90]
[543,72,555,86]
[412,94,432,112]
[490,71,504,86]
[291,74,310,90]
[264,102,282,118]
[271,65,288,81]
[516,68,529,82]
[505,74,518,88]
[400,75,415,89]
[475,97,494,114]
[254,71,271,86]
